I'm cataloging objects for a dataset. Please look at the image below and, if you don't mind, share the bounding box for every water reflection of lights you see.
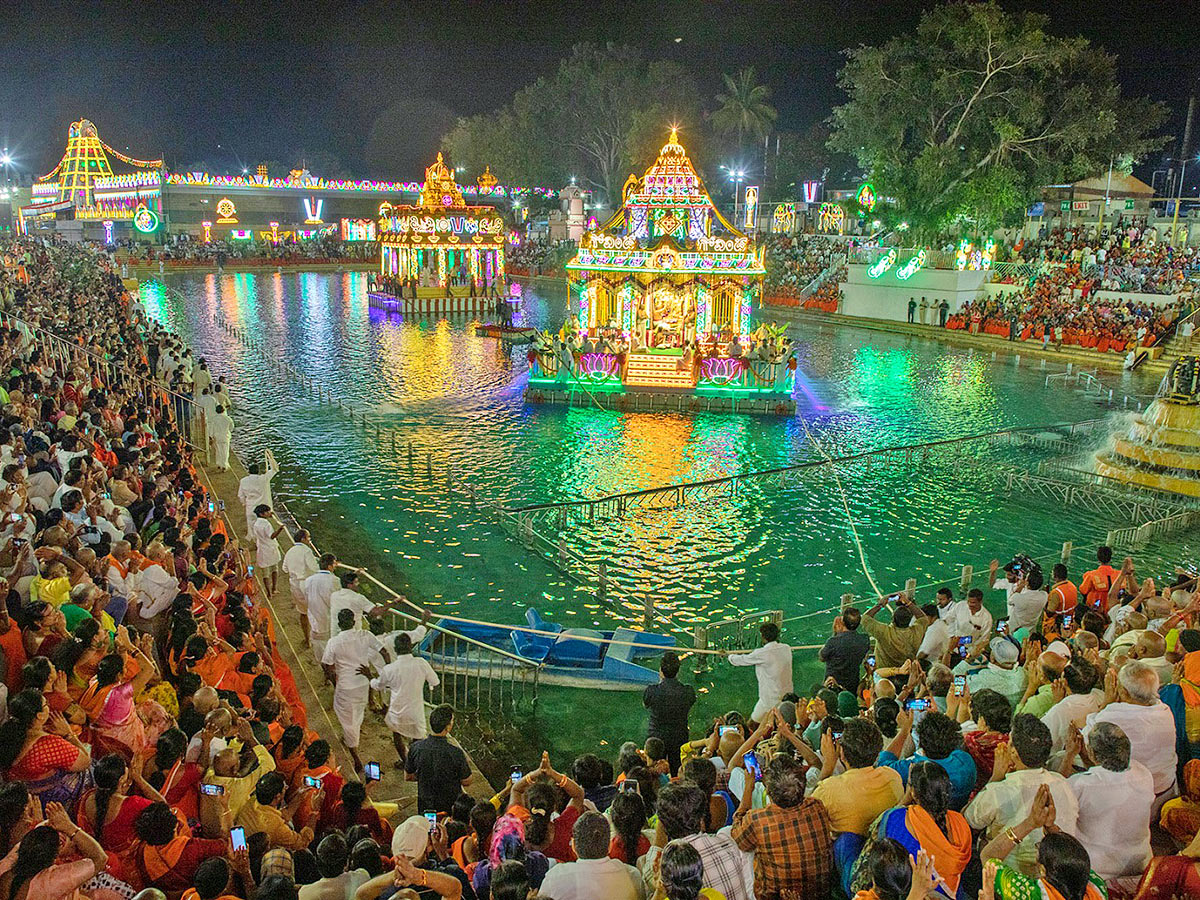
[150,270,1162,633]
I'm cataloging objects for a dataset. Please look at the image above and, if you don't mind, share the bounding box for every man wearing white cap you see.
[375,815,473,899]
[955,637,1026,708]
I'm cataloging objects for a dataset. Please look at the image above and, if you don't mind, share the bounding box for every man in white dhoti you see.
[303,552,340,663]
[238,458,278,535]
[321,608,386,773]
[251,504,286,596]
[371,630,439,767]
[329,570,383,631]
[213,377,233,413]
[198,387,217,454]
[282,529,319,646]
[210,405,234,471]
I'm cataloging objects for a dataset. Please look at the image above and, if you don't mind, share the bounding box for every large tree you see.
[828,1,1166,238]
[711,67,778,158]
[442,43,705,203]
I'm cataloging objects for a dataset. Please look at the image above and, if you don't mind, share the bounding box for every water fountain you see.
[1096,355,1200,497]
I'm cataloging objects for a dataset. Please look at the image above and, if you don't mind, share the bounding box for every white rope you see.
[797,414,885,600]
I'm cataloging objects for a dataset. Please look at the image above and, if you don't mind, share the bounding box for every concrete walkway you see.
[191,449,494,817]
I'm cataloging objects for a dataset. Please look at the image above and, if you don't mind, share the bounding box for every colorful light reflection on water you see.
[142,272,1191,757]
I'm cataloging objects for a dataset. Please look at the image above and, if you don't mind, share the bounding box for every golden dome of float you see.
[1096,356,1200,498]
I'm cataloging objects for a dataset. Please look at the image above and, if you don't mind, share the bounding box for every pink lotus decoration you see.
[579,353,620,380]
[700,356,744,385]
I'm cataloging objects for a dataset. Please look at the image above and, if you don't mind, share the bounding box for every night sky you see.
[1,0,1195,185]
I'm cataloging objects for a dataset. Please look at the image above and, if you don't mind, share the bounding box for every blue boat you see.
[418,608,677,691]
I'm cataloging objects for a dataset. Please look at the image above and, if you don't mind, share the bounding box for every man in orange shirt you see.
[1042,563,1079,639]
[1079,545,1120,613]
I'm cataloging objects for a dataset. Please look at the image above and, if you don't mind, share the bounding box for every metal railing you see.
[693,610,782,672]
[508,419,1110,532]
[1106,509,1200,550]
[797,260,846,303]
[1005,462,1196,522]
[254,465,544,712]
[989,261,1040,282]
[1044,368,1151,410]
[850,246,960,270]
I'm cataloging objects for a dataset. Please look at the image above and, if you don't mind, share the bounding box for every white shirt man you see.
[238,460,278,534]
[129,558,180,621]
[322,619,386,752]
[251,515,283,569]
[198,390,217,433]
[918,615,950,661]
[282,540,319,616]
[1040,689,1105,753]
[729,632,793,722]
[372,639,439,739]
[1082,700,1177,794]
[1068,757,1154,880]
[945,598,993,641]
[965,767,1079,876]
[539,822,646,900]
[329,583,377,630]
[303,568,340,659]
[1006,585,1049,633]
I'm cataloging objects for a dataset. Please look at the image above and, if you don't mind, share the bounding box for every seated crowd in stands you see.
[114,236,376,265]
[506,238,567,277]
[999,220,1199,295]
[763,235,848,301]
[4,237,1200,900]
[945,281,1184,353]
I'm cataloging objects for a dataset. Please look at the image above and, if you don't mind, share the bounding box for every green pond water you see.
[139,270,1195,762]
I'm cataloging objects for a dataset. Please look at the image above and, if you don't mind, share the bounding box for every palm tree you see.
[711,67,778,157]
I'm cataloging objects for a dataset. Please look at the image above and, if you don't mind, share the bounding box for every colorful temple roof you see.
[377,153,504,246]
[568,129,764,276]
[36,119,163,208]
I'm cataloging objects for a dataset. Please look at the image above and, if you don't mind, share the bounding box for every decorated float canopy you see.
[377,153,506,289]
[566,128,765,339]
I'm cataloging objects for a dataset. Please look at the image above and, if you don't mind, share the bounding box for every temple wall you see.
[841,264,990,321]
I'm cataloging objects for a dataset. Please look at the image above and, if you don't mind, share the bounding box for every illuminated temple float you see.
[1096,356,1200,498]
[528,129,796,414]
[368,153,508,315]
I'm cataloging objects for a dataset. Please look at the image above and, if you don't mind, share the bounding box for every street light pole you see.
[1171,80,1196,247]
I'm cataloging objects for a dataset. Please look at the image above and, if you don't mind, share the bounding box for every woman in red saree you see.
[130,801,228,897]
[22,601,68,662]
[1129,825,1200,900]
[0,689,92,811]
[77,753,167,883]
